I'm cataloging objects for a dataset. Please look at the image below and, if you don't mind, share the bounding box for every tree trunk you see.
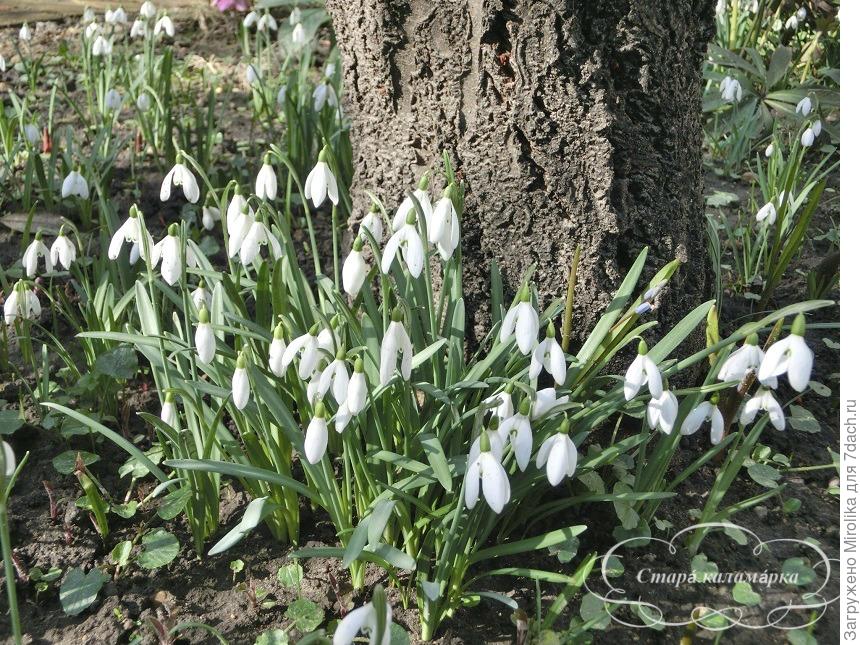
[327,0,715,341]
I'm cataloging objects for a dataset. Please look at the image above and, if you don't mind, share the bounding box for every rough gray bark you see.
[327,0,714,341]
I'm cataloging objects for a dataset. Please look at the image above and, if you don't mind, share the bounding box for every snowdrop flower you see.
[50,230,77,270]
[151,224,196,285]
[429,185,460,260]
[380,309,413,385]
[140,1,157,19]
[318,347,350,405]
[0,55,5,72]
[719,76,742,103]
[245,64,261,85]
[536,418,578,486]
[282,324,327,380]
[4,281,41,325]
[681,397,725,444]
[105,89,123,111]
[313,81,337,112]
[785,14,799,30]
[290,7,302,25]
[136,92,151,111]
[161,155,200,203]
[485,385,515,422]
[108,205,154,263]
[62,169,89,199]
[382,209,424,279]
[304,147,339,208]
[201,205,219,230]
[765,142,775,157]
[756,202,777,225]
[92,35,112,56]
[359,209,384,243]
[23,124,39,145]
[255,155,277,200]
[500,285,539,354]
[83,7,96,23]
[740,388,785,431]
[239,216,282,266]
[393,175,432,230]
[758,314,814,391]
[130,18,146,38]
[22,233,51,277]
[499,399,533,471]
[105,7,128,25]
[715,0,727,16]
[812,119,822,137]
[529,324,567,385]
[718,333,768,387]
[154,15,175,38]
[468,416,509,464]
[346,357,368,415]
[195,306,216,364]
[291,23,307,45]
[85,22,101,40]
[242,10,259,27]
[532,387,569,419]
[276,85,287,106]
[232,352,251,410]
[796,6,807,21]
[342,238,369,297]
[268,324,288,376]
[160,392,176,425]
[19,23,32,42]
[800,127,815,147]
[796,96,813,117]
[1,441,15,479]
[647,389,679,434]
[304,402,329,464]
[227,198,254,257]
[624,340,663,401]
[191,280,211,310]
[333,585,392,645]
[465,432,510,514]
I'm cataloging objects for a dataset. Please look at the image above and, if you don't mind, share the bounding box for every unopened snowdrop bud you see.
[130,18,146,38]
[202,205,220,230]
[681,395,725,444]
[62,169,89,199]
[304,401,329,465]
[0,55,5,73]
[647,388,679,434]
[245,64,261,86]
[536,417,578,486]
[429,185,461,261]
[623,340,663,401]
[268,324,288,376]
[195,306,216,364]
[50,229,77,270]
[4,281,41,324]
[342,239,369,298]
[757,313,814,391]
[291,22,307,45]
[140,1,157,20]
[800,127,815,147]
[756,202,777,225]
[23,124,39,145]
[500,285,539,355]
[499,399,533,471]
[160,392,176,425]
[1,441,15,479]
[346,357,367,415]
[136,92,151,111]
[255,155,277,200]
[740,388,785,431]
[20,23,32,42]
[380,308,413,385]
[718,333,766,387]
[464,431,510,513]
[359,208,383,243]
[161,154,200,203]
[232,352,251,410]
[290,7,301,24]
[381,208,424,279]
[765,142,775,157]
[304,146,339,208]
[191,280,210,311]
[812,119,822,137]
[154,14,175,38]
[22,232,51,277]
[105,89,122,111]
[333,585,392,645]
[529,323,567,384]
[92,35,112,56]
